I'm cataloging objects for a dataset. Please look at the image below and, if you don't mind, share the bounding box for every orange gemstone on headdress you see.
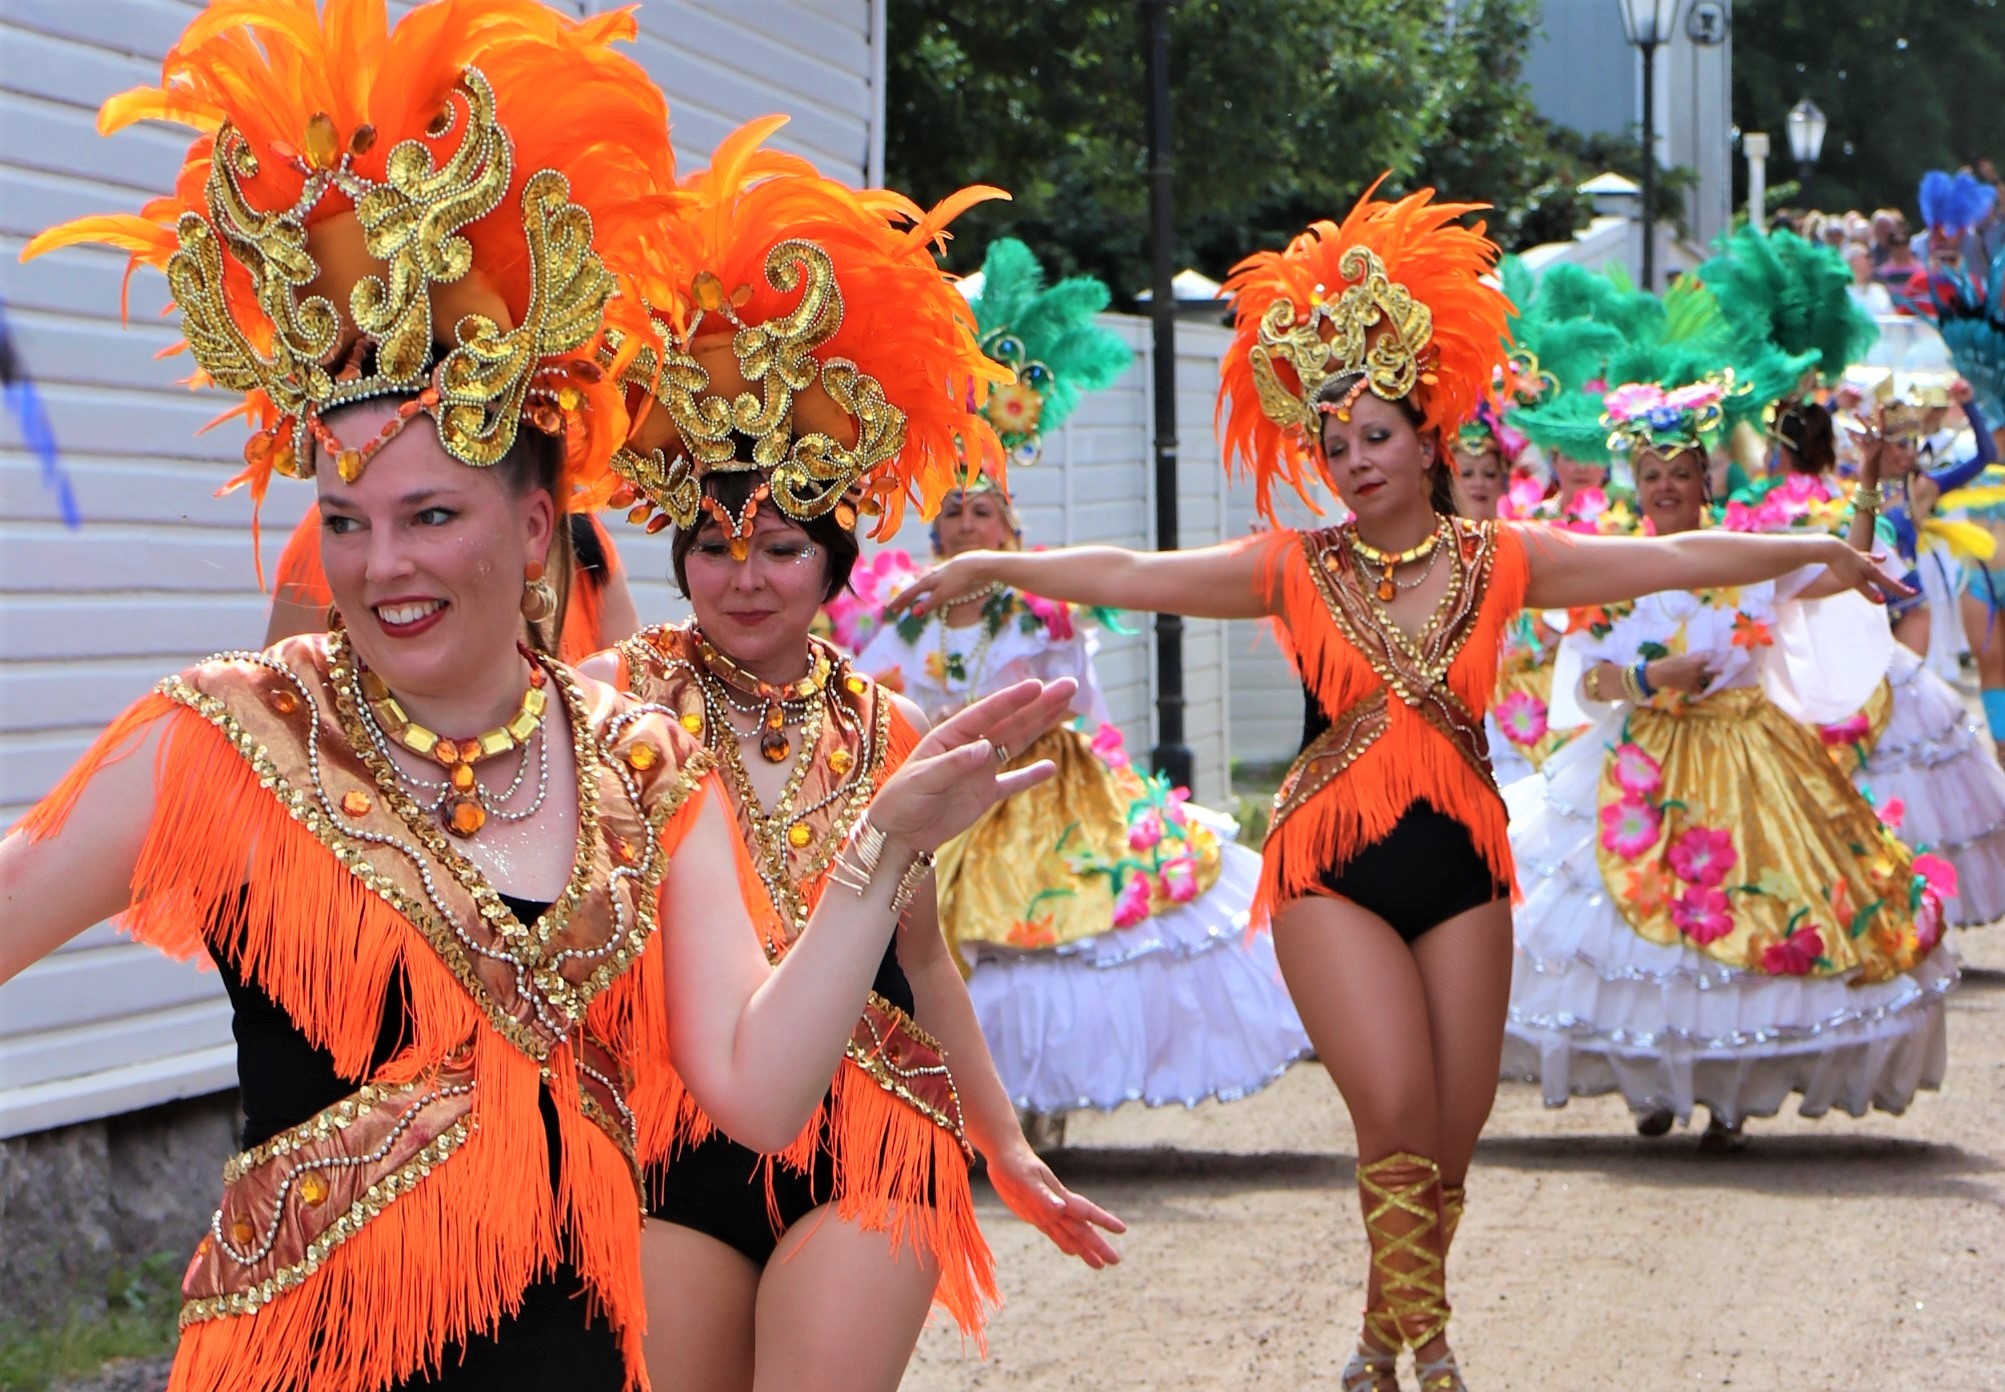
[730,284,754,308]
[728,538,749,561]
[627,502,653,525]
[337,449,365,483]
[348,124,377,156]
[270,444,299,478]
[245,433,274,466]
[341,790,372,817]
[531,406,562,435]
[835,503,858,530]
[556,386,583,411]
[303,112,340,170]
[447,799,486,836]
[608,486,637,510]
[692,271,726,312]
[645,514,672,534]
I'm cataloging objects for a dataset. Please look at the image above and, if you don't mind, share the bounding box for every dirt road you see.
[910,929,2005,1391]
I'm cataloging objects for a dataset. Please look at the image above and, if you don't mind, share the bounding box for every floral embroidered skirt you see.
[1489,645,1577,785]
[938,725,1310,1113]
[1822,645,2005,929]
[1501,688,1960,1125]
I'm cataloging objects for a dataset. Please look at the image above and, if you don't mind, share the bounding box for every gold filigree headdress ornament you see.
[1216,176,1514,523]
[22,0,677,561]
[605,118,1012,557]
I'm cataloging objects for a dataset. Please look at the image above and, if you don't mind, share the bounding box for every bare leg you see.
[1411,900,1515,1191]
[1272,896,1442,1384]
[642,1218,760,1392]
[750,1207,941,1392]
[1894,607,1930,659]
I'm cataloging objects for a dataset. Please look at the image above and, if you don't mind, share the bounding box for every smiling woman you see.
[0,6,1073,1392]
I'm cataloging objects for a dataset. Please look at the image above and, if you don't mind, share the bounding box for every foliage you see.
[887,0,1596,298]
[0,1253,182,1392]
[1732,0,2005,216]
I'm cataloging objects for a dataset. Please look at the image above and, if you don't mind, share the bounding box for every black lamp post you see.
[1616,0,1683,289]
[1785,97,1828,202]
[1141,0,1192,789]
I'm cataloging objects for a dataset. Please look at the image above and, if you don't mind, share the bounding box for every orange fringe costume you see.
[599,124,1009,1337]
[1214,184,1518,1390]
[18,4,701,1388]
[272,502,628,664]
[1215,181,1521,926]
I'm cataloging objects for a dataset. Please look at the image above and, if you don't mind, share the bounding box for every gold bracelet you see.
[1619,663,1644,703]
[888,849,937,918]
[1853,484,1883,510]
[826,816,889,898]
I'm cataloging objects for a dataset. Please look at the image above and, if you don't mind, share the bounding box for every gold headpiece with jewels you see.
[1218,178,1512,523]
[609,118,1010,550]
[24,0,674,511]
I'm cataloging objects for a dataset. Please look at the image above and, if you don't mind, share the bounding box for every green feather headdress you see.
[1508,274,1817,458]
[1699,226,1877,386]
[965,238,1135,464]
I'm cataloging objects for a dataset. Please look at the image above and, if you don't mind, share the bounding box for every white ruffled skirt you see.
[964,832,1312,1115]
[1501,713,1960,1126]
[1855,645,2005,927]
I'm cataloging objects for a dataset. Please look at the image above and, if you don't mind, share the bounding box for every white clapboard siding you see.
[0,0,880,1140]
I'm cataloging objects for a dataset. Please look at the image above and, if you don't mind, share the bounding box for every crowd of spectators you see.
[1771,159,2005,318]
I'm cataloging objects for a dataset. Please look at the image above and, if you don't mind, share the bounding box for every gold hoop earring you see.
[522,562,557,623]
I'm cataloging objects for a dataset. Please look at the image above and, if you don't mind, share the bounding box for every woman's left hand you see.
[1820,537,1915,605]
[985,1141,1126,1269]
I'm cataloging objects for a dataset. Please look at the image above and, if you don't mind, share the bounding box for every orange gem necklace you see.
[695,633,833,763]
[359,640,550,836]
[1349,520,1448,602]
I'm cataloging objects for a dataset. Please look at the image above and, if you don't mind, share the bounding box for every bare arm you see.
[658,679,1075,1151]
[1518,525,1908,612]
[0,721,167,984]
[889,536,1278,623]
[885,695,1123,1265]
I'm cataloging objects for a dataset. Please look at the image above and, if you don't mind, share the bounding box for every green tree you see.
[887,0,1570,299]
[1733,0,2005,216]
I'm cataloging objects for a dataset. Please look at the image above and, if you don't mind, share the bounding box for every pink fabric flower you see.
[1759,922,1824,975]
[1503,470,1547,520]
[1875,796,1908,833]
[1603,383,1665,421]
[1819,712,1872,746]
[1913,852,1960,899]
[1090,722,1131,768]
[1611,743,1663,797]
[1670,886,1734,944]
[1495,690,1549,747]
[1667,826,1737,888]
[1128,808,1166,853]
[1159,856,1199,903]
[1021,592,1075,641]
[1599,798,1663,859]
[1914,893,1945,954]
[1662,382,1726,413]
[1112,875,1153,928]
[1163,786,1191,826]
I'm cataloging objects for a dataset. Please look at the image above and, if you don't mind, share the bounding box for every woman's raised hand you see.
[865,678,1076,852]
[886,553,1000,620]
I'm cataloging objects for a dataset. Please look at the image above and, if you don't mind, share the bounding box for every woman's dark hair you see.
[1775,401,1836,475]
[670,468,859,602]
[1312,372,1459,517]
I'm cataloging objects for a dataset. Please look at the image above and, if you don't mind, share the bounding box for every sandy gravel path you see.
[910,928,2005,1390]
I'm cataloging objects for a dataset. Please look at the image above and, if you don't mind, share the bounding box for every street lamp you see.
[1616,0,1683,289]
[1785,97,1828,200]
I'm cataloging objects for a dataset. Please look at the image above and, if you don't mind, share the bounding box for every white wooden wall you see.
[0,0,880,1139]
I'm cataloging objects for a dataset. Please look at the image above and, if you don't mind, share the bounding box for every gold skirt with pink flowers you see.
[1592,686,1942,984]
[933,726,1223,973]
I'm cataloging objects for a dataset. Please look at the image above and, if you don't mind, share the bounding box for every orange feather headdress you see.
[1216,178,1514,523]
[607,117,1011,548]
[21,0,675,520]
